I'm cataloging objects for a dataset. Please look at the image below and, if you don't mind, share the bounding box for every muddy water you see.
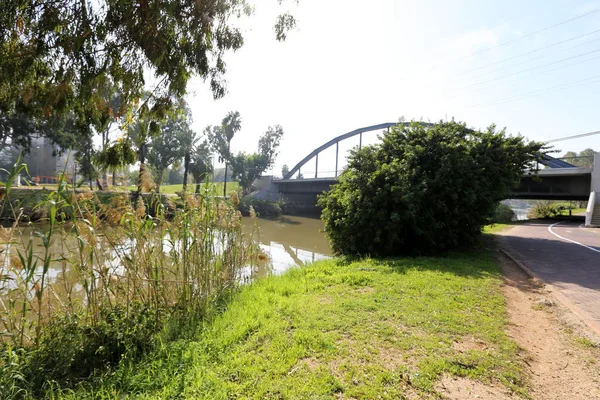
[245,216,332,276]
[1,216,332,287]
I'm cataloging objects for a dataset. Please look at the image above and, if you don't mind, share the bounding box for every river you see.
[243,216,331,274]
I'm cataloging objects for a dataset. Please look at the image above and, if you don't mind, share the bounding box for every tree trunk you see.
[223,141,230,198]
[155,167,163,194]
[183,152,190,192]
[137,145,146,194]
[223,164,228,198]
[195,181,200,194]
[102,130,109,188]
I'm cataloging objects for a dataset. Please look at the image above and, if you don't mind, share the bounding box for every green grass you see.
[127,182,240,195]
[483,223,514,234]
[62,248,527,399]
[557,208,587,216]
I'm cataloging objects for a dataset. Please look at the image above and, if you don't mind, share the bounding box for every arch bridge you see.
[254,123,598,216]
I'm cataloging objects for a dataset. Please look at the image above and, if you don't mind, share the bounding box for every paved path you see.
[496,220,600,332]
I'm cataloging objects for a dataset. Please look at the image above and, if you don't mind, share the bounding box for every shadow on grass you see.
[332,238,501,280]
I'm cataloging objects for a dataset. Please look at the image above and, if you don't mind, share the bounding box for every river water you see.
[243,216,332,275]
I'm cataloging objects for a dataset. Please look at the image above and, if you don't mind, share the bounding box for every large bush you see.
[527,201,560,219]
[491,203,516,224]
[318,121,545,256]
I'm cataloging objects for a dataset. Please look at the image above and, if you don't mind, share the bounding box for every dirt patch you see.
[452,336,489,353]
[437,375,517,399]
[498,251,600,400]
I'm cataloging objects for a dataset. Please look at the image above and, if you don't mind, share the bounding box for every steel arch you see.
[283,122,433,180]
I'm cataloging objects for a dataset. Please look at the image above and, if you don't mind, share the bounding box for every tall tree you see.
[189,141,213,194]
[229,126,284,193]
[147,120,183,193]
[174,105,198,192]
[207,111,242,196]
[563,149,597,168]
[0,1,296,150]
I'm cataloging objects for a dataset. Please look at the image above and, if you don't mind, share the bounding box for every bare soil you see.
[438,252,600,399]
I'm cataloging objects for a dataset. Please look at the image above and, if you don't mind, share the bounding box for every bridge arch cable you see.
[282,122,433,180]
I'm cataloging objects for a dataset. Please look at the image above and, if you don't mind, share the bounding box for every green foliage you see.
[94,139,137,172]
[229,126,284,193]
[491,203,516,224]
[147,113,187,192]
[0,1,297,126]
[527,201,560,219]
[206,112,284,194]
[239,196,283,217]
[0,169,256,396]
[189,142,213,193]
[319,121,546,256]
[23,304,162,394]
[55,251,526,398]
[562,148,597,168]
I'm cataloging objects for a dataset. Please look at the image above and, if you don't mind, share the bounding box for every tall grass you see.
[0,161,258,398]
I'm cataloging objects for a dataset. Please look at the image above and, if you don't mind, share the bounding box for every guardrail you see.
[586,191,596,226]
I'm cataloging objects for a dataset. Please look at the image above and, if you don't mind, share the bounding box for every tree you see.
[147,119,184,193]
[281,164,289,178]
[189,141,213,194]
[206,111,242,196]
[94,138,137,188]
[563,149,597,168]
[318,121,547,256]
[176,119,199,192]
[0,1,296,126]
[229,126,284,193]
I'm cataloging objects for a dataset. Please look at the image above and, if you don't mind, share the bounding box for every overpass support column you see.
[593,154,600,204]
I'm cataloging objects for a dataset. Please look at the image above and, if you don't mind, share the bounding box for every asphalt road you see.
[496,219,600,331]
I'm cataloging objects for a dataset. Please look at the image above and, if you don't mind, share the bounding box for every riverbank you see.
[53,244,528,399]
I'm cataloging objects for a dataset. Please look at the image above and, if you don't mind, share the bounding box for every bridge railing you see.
[279,170,343,180]
[555,156,594,168]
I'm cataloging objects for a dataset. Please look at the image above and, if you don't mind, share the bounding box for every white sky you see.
[183,0,600,177]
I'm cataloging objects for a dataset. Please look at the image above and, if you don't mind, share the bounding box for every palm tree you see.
[178,126,199,192]
[221,111,241,197]
[189,141,213,194]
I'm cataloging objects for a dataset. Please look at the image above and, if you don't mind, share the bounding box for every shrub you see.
[491,203,516,223]
[239,196,283,217]
[318,121,546,256]
[0,164,256,396]
[527,201,560,219]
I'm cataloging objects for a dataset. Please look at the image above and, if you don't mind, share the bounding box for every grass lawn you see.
[557,207,587,216]
[483,223,514,234]
[65,247,526,399]
[126,182,240,195]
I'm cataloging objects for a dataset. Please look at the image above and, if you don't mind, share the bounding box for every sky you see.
[183,0,600,177]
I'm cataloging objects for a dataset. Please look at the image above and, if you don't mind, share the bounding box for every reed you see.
[0,162,257,397]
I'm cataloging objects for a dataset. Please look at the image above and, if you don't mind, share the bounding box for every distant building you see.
[21,137,77,183]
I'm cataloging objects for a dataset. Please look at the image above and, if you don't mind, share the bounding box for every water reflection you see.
[243,216,331,276]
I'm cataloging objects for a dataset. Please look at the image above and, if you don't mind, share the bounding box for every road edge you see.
[497,243,600,337]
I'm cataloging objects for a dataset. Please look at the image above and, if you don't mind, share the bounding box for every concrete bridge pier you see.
[585,154,600,226]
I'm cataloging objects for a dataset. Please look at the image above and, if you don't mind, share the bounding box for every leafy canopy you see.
[318,121,546,256]
[563,148,597,168]
[229,125,284,193]
[0,1,296,128]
